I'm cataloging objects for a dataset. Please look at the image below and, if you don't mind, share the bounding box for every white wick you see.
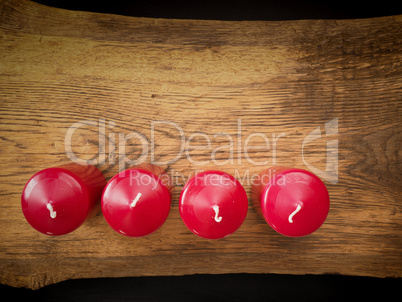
[130,193,142,208]
[288,204,302,224]
[46,203,56,219]
[212,205,222,223]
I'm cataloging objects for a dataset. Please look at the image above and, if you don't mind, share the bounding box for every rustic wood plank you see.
[0,0,401,289]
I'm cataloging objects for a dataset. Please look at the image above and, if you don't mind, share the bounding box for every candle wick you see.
[46,203,56,219]
[212,205,223,223]
[130,193,142,208]
[288,204,302,224]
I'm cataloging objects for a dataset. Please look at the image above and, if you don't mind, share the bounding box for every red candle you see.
[21,163,106,236]
[251,166,330,237]
[179,170,248,239]
[101,163,172,237]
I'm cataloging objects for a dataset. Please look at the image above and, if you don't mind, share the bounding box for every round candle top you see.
[101,168,171,237]
[179,170,248,239]
[261,168,330,237]
[21,167,98,235]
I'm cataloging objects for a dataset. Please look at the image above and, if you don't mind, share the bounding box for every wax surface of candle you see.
[260,168,330,237]
[101,168,171,237]
[21,164,106,235]
[179,170,248,239]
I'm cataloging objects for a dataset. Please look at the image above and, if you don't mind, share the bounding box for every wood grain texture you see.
[0,0,401,289]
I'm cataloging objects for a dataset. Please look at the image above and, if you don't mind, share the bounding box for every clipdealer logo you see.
[64,118,338,184]
[302,118,338,184]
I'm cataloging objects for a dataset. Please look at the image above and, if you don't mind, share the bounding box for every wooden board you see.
[0,0,401,289]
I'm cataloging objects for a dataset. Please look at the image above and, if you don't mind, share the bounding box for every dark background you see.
[2,273,401,301]
[2,1,401,301]
[32,0,402,21]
